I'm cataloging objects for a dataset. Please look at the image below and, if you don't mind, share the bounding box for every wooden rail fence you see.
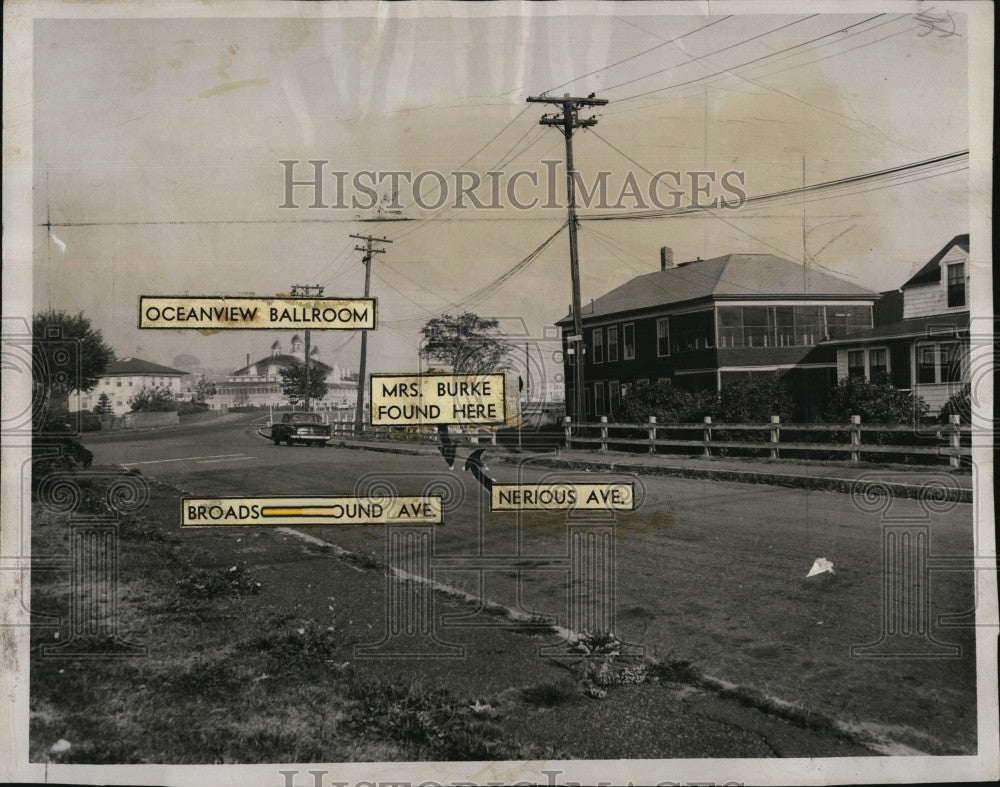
[563,414,969,468]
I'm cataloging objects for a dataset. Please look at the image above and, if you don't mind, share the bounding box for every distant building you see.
[214,335,358,409]
[556,247,880,420]
[824,234,970,413]
[73,356,187,415]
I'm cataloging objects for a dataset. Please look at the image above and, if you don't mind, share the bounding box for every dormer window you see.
[947,262,966,307]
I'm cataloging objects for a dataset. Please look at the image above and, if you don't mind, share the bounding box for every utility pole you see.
[349,233,392,433]
[527,92,607,428]
[290,284,325,411]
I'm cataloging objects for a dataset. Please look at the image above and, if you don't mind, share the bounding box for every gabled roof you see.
[105,357,187,377]
[902,234,969,288]
[232,353,331,376]
[556,253,877,324]
[822,311,969,345]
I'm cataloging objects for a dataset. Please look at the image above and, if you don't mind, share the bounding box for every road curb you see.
[327,440,971,503]
[491,455,973,504]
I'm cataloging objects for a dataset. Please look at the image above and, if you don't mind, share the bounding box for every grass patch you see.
[342,676,519,760]
[29,468,563,763]
[520,676,580,707]
[175,562,262,599]
[648,658,703,685]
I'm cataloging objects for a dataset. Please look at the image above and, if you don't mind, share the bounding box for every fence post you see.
[490,429,497,446]
[564,416,573,450]
[703,416,712,458]
[770,415,780,459]
[948,413,961,469]
[850,415,861,462]
[648,416,657,454]
[600,416,608,453]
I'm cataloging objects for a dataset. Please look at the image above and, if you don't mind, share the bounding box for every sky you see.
[29,5,971,382]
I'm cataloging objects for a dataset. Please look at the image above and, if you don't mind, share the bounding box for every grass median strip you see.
[29,469,572,763]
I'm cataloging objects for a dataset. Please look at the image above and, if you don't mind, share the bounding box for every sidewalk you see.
[328,434,973,503]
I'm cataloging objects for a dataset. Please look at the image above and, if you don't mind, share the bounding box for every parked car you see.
[270,412,332,446]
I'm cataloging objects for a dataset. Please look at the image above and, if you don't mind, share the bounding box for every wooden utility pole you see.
[349,233,392,432]
[526,93,607,427]
[290,284,324,411]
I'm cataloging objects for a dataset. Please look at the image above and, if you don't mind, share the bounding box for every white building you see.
[826,234,970,413]
[73,357,187,415]
[214,335,358,409]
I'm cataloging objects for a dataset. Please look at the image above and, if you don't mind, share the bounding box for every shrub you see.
[619,380,716,423]
[938,383,971,424]
[716,376,795,423]
[128,386,177,412]
[822,375,929,424]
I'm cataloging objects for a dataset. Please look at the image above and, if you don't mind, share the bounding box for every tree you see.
[93,392,113,416]
[194,377,217,403]
[419,313,510,374]
[129,386,178,412]
[32,310,115,402]
[279,362,328,403]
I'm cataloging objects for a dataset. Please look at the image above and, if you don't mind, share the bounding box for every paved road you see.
[84,414,977,755]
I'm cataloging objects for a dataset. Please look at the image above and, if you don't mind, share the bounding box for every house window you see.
[719,305,870,346]
[592,329,604,364]
[918,341,962,384]
[847,350,866,379]
[825,306,873,339]
[947,263,966,307]
[607,326,619,362]
[623,324,635,360]
[594,382,606,416]
[868,348,889,382]
[565,338,576,366]
[656,319,670,356]
[741,306,773,348]
[671,310,716,352]
[609,381,621,415]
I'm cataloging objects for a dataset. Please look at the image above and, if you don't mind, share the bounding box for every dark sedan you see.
[270,412,332,446]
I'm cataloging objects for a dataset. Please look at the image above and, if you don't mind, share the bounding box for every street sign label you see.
[139,296,376,330]
[181,496,442,526]
[490,483,634,511]
[369,373,507,426]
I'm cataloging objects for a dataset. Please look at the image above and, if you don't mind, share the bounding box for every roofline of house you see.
[555,292,882,327]
[822,323,969,345]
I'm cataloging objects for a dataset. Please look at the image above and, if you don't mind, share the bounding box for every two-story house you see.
[73,357,187,415]
[556,247,880,420]
[823,234,969,413]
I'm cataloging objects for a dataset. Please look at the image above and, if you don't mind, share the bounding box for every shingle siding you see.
[902,245,968,319]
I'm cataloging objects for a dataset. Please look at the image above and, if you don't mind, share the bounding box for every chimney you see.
[660,246,673,270]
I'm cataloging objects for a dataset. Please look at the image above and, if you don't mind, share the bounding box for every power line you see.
[584,127,796,258]
[580,149,969,222]
[382,221,568,330]
[613,13,891,102]
[543,15,734,95]
[600,14,820,95]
